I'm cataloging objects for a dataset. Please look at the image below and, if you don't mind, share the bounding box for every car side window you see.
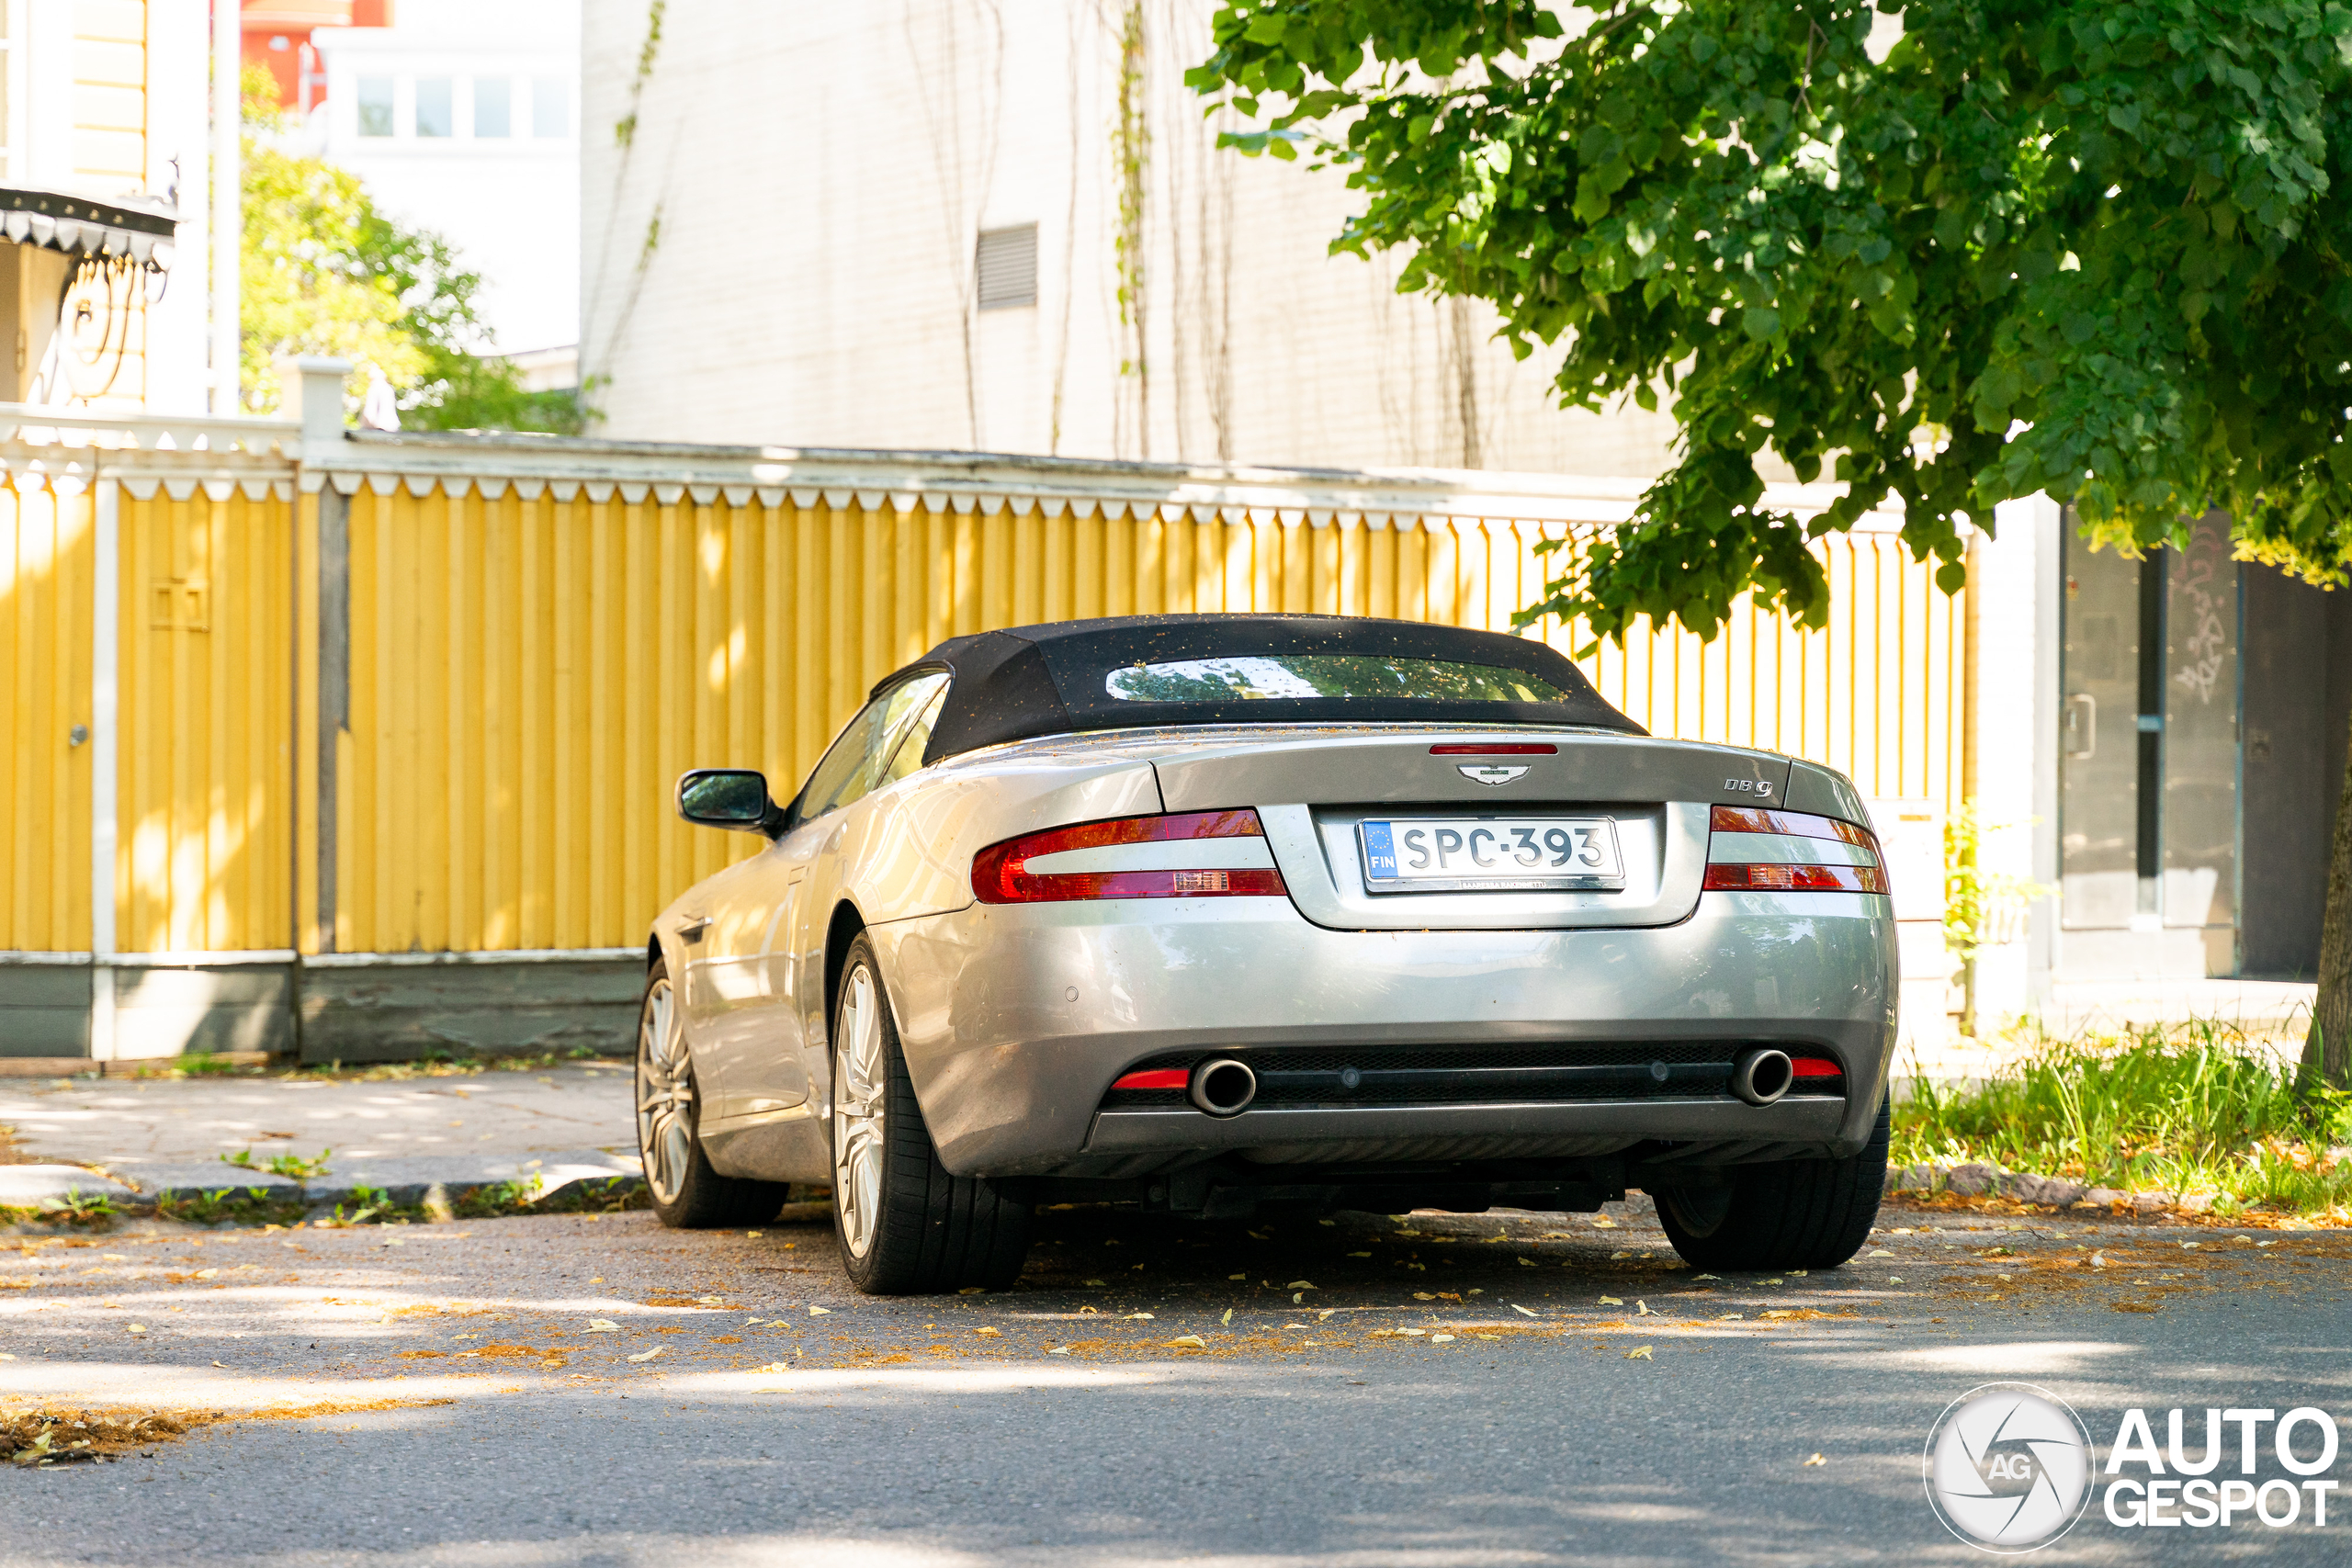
[876,682,949,790]
[794,672,951,825]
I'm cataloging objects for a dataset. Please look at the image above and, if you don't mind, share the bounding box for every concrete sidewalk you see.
[0,1060,643,1213]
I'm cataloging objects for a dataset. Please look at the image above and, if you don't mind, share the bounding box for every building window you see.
[976,224,1038,310]
[356,76,395,137]
[473,78,511,138]
[414,77,453,138]
[532,76,570,138]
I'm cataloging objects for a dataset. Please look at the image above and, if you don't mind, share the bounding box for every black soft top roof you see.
[886,615,1645,763]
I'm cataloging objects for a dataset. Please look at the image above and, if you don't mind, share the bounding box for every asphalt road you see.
[4,1196,2349,1566]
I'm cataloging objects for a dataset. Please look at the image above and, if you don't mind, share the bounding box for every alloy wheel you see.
[637,976,695,1207]
[833,963,888,1258]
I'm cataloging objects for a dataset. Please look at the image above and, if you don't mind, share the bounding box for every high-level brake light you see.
[1701,806,1888,894]
[971,810,1287,904]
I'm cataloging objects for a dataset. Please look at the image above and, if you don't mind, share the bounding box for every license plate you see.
[1359,817,1626,892]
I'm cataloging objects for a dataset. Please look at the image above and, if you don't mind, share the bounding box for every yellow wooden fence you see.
[2,479,95,952]
[0,457,1969,961]
[311,483,1966,957]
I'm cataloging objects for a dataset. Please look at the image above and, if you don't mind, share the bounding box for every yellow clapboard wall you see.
[118,486,297,953]
[321,485,1967,955]
[1,479,95,951]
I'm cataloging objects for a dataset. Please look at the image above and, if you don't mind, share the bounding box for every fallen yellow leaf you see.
[1624,1346,1653,1359]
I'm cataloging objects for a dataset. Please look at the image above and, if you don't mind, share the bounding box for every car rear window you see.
[1102,654,1566,705]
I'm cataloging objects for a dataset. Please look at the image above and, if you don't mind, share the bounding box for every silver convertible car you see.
[639,615,1894,1293]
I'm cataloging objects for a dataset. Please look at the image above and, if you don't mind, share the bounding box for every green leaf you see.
[1572,160,1630,223]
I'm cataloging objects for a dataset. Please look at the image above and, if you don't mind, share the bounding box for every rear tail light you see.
[972,810,1288,904]
[1702,806,1888,894]
[1790,1056,1843,1079]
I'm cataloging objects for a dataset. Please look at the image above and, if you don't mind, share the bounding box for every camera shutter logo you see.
[1924,1383,2093,1552]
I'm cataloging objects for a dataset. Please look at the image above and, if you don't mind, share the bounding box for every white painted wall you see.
[1971,494,2065,1024]
[145,0,212,414]
[313,0,581,358]
[578,0,1690,472]
[4,0,210,412]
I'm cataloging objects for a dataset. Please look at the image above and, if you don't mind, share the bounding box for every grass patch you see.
[155,1187,309,1227]
[311,1175,647,1227]
[451,1174,646,1218]
[287,1046,618,1083]
[107,1044,623,1083]
[175,1052,256,1077]
[0,1190,119,1229]
[1896,1021,2352,1216]
[220,1146,333,1180]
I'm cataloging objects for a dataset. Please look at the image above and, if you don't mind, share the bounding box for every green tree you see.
[1190,1,2352,1083]
[240,71,588,432]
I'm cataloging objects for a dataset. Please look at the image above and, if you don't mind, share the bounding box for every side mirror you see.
[676,769,778,833]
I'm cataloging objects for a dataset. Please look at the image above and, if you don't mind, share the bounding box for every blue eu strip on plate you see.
[1361,820,1398,880]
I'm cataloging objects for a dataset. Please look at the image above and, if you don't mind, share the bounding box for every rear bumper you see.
[869,890,1896,1178]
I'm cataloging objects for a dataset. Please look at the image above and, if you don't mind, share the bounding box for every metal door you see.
[2060,536,2143,929]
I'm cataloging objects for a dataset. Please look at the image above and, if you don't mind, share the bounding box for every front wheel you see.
[637,960,788,1228]
[831,934,1031,1293]
[1654,1098,1890,1271]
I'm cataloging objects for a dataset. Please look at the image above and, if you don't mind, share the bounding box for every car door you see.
[742,671,952,1119]
[684,842,811,1122]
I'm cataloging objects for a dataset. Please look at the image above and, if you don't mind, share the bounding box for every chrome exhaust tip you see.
[1190,1057,1257,1117]
[1730,1048,1794,1107]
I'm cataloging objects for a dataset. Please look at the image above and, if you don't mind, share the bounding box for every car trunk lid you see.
[1150,728,1792,931]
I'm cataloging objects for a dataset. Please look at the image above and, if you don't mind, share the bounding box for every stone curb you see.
[3,1149,644,1215]
[1883,1162,2213,1213]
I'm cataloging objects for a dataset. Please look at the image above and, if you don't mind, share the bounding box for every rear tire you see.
[1654,1098,1889,1271]
[637,959,790,1229]
[831,935,1032,1294]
